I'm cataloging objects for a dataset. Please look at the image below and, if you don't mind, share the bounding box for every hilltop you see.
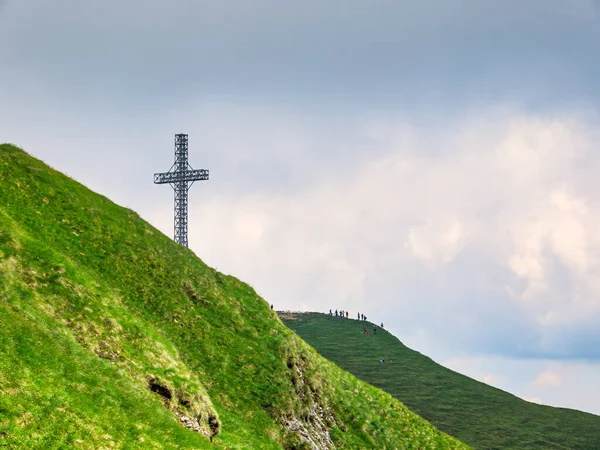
[280,312,600,450]
[0,143,469,449]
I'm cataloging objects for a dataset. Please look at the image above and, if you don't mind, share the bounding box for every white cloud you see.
[405,220,465,266]
[481,374,506,387]
[522,396,543,404]
[161,108,600,340]
[534,370,563,388]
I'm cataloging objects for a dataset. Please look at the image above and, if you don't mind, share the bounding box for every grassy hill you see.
[0,143,469,449]
[279,312,600,450]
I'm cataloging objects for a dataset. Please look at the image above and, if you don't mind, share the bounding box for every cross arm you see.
[154,169,209,184]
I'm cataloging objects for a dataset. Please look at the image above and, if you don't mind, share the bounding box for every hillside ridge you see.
[280,312,600,450]
[0,144,469,449]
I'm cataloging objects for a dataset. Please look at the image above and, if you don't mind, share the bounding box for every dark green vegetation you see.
[280,312,600,450]
[0,144,469,449]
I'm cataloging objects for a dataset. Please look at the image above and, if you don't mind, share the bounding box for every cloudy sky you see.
[2,0,600,415]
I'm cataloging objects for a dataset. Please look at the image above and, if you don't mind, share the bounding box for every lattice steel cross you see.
[154,134,209,247]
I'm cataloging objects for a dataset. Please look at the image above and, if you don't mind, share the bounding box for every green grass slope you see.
[279,312,600,450]
[0,143,470,449]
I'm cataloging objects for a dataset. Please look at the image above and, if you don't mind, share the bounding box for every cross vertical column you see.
[174,134,189,247]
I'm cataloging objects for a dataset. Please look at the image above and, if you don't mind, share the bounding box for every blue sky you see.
[2,0,600,414]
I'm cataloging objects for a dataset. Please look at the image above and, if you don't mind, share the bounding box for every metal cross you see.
[154,134,209,247]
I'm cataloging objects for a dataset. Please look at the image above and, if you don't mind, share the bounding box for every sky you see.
[1,0,600,415]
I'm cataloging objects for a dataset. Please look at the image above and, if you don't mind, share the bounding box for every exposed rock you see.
[279,342,338,449]
[282,404,336,450]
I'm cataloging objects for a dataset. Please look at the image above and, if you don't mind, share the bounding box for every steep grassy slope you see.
[280,312,600,450]
[0,144,470,449]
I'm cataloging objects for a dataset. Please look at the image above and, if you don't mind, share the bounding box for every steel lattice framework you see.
[154,134,209,247]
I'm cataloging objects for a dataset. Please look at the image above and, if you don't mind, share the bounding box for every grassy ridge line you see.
[0,144,470,449]
[280,312,600,450]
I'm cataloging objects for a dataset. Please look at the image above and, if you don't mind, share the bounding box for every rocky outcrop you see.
[279,339,338,450]
[282,402,336,450]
